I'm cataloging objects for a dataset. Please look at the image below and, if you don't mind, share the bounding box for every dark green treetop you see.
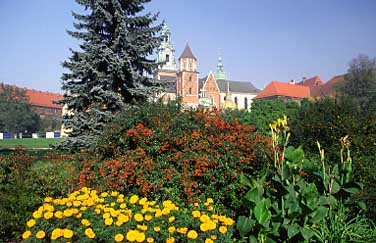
[59,0,163,149]
[341,54,376,111]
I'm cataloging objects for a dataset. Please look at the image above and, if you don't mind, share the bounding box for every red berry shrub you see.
[79,102,271,211]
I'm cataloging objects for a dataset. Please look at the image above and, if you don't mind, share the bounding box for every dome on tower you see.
[221,100,237,110]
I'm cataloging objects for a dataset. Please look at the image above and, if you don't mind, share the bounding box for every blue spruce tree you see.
[59,0,162,149]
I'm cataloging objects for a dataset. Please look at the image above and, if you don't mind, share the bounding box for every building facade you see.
[155,22,259,110]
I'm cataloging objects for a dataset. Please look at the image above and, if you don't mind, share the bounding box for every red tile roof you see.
[308,75,345,97]
[298,76,324,87]
[25,89,63,109]
[255,81,311,99]
[0,83,63,109]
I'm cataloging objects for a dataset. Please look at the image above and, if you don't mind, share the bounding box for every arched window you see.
[166,54,170,62]
[189,76,192,82]
[189,87,192,95]
[234,97,238,106]
[244,97,248,109]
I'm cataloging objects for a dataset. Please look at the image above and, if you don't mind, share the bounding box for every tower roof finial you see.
[216,48,226,80]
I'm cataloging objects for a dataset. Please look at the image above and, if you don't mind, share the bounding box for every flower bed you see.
[22,187,235,243]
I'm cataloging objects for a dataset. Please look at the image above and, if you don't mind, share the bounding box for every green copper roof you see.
[216,49,226,80]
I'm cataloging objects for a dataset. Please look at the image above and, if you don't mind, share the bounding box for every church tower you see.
[156,22,177,78]
[216,49,227,80]
[177,43,199,106]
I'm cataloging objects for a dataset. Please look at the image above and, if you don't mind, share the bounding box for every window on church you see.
[244,97,248,109]
[166,54,170,62]
[189,87,192,95]
[234,97,238,106]
[189,61,192,70]
[189,76,192,82]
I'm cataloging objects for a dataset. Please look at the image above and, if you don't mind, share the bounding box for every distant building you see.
[297,75,343,97]
[155,22,259,110]
[0,83,63,118]
[254,81,310,102]
[25,89,63,118]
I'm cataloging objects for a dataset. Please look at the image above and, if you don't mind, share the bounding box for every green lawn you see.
[0,138,63,149]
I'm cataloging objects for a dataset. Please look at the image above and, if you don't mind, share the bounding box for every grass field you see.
[0,138,63,149]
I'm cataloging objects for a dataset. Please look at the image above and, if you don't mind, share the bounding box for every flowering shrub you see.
[22,187,235,243]
[79,104,271,211]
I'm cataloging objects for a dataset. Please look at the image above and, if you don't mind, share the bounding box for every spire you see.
[179,43,196,60]
[156,20,177,73]
[216,48,226,80]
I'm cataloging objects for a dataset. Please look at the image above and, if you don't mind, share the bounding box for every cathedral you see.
[155,23,259,110]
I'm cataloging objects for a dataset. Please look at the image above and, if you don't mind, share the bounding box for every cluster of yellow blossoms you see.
[22,187,234,243]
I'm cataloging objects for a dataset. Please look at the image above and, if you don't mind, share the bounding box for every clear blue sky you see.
[0,0,375,93]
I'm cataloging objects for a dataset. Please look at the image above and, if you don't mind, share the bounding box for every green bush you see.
[236,117,374,243]
[79,102,271,213]
[0,149,77,241]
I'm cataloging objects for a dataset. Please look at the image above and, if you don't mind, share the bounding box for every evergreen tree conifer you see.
[59,0,162,149]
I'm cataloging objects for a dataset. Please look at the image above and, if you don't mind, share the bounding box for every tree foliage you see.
[0,83,40,135]
[340,54,376,111]
[221,99,300,134]
[58,0,163,149]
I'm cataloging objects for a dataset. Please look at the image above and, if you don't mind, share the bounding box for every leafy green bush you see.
[289,96,376,220]
[0,149,78,241]
[79,102,271,212]
[22,187,235,243]
[221,99,300,134]
[236,117,373,243]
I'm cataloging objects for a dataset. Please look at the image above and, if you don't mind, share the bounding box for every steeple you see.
[178,43,197,72]
[179,43,196,60]
[216,49,226,80]
[156,21,177,73]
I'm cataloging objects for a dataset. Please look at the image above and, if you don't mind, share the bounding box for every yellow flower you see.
[32,210,42,219]
[115,233,124,242]
[26,219,36,228]
[207,206,214,211]
[44,197,53,203]
[211,235,217,240]
[85,228,96,239]
[144,214,152,221]
[105,217,113,226]
[137,224,148,231]
[103,212,111,219]
[51,228,63,240]
[223,217,235,226]
[166,237,175,243]
[36,230,46,239]
[187,230,198,239]
[44,211,54,220]
[194,202,199,207]
[139,197,148,205]
[136,231,146,242]
[126,230,145,242]
[101,192,108,197]
[169,216,175,223]
[200,214,210,223]
[134,213,143,222]
[205,238,214,243]
[192,210,201,218]
[22,230,32,240]
[147,237,155,243]
[207,198,214,204]
[129,195,139,204]
[63,209,73,217]
[120,203,127,209]
[177,227,188,234]
[63,229,74,238]
[111,191,119,197]
[154,226,161,232]
[200,223,210,232]
[81,219,90,226]
[54,210,63,218]
[168,226,176,233]
[162,208,171,215]
[219,226,227,234]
